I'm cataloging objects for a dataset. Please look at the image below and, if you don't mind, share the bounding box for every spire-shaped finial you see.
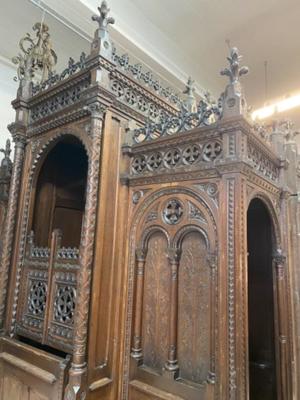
[1,140,11,160]
[92,1,115,32]
[183,77,197,113]
[220,47,249,84]
[219,47,249,118]
[0,139,12,172]
[90,1,115,59]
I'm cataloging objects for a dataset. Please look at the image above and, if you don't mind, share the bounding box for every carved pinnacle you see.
[220,47,249,84]
[92,1,115,31]
[0,139,12,160]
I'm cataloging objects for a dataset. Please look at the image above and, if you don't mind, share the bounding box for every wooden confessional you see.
[0,2,299,400]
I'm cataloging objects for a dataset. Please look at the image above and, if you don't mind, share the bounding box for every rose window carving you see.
[163,199,184,225]
[137,97,148,112]
[28,281,47,316]
[183,145,201,164]
[149,103,159,119]
[54,286,76,324]
[132,155,147,174]
[125,89,137,106]
[164,149,181,168]
[147,153,162,170]
[111,80,124,97]
[202,141,222,161]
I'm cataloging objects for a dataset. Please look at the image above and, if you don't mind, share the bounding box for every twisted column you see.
[65,102,105,400]
[0,133,26,330]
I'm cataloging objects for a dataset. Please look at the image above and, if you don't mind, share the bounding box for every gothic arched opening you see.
[32,136,88,247]
[247,198,277,399]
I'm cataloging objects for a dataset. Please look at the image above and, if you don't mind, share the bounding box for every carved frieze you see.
[29,75,90,124]
[247,140,280,182]
[131,139,222,176]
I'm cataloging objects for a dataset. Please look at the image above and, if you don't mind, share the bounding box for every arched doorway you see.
[247,198,277,399]
[32,136,88,247]
[15,136,88,353]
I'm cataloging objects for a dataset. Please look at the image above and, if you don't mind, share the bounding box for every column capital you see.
[273,249,287,266]
[85,101,106,120]
[135,248,146,262]
[167,247,181,263]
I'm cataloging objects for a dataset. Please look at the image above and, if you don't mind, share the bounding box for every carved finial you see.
[219,47,249,118]
[0,139,12,171]
[220,47,249,84]
[92,1,115,31]
[90,1,115,59]
[0,140,11,160]
[183,77,195,97]
[182,77,197,113]
[12,22,57,90]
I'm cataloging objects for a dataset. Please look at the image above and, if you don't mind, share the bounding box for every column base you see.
[164,361,179,379]
[64,363,87,400]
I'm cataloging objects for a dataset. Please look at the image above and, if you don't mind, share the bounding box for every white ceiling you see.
[1,0,300,111]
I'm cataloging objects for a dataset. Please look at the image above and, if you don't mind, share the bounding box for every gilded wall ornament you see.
[12,22,57,84]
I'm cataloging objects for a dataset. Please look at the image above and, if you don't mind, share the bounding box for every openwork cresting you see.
[132,93,222,143]
[112,49,183,108]
[32,52,86,94]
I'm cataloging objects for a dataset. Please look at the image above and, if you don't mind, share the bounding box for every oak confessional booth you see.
[0,2,299,400]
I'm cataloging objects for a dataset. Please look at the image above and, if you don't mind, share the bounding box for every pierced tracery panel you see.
[177,231,211,384]
[28,280,47,317]
[16,235,79,353]
[142,233,170,371]
[54,285,76,324]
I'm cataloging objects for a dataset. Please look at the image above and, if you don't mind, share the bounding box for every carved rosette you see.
[64,102,105,399]
[0,132,26,330]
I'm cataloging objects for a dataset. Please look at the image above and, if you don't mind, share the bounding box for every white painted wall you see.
[0,60,18,157]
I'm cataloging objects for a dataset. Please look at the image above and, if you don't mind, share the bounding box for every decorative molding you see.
[227,179,236,398]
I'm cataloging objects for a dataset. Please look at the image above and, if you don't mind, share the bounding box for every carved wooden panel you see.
[0,337,69,400]
[16,233,79,353]
[127,189,218,400]
[177,231,210,384]
[142,232,170,371]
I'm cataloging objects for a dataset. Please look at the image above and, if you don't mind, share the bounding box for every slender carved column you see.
[207,252,217,384]
[273,249,289,400]
[131,248,146,361]
[165,248,181,376]
[64,102,105,400]
[0,132,26,330]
